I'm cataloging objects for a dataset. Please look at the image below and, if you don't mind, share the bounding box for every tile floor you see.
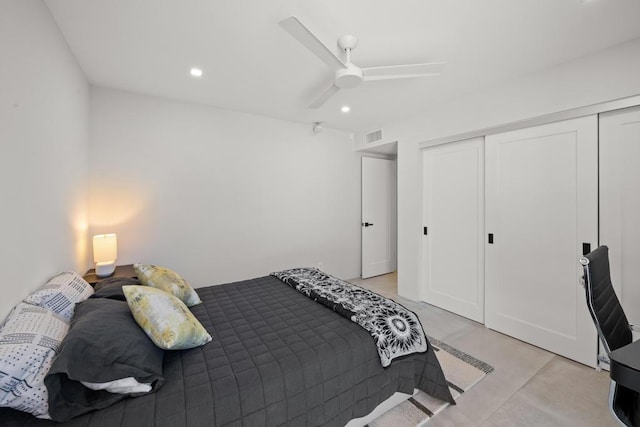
[348,272,617,427]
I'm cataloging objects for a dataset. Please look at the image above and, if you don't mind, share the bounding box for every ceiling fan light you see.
[335,66,363,89]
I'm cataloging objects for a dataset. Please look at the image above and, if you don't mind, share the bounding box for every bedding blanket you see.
[272,267,427,367]
[1,275,453,426]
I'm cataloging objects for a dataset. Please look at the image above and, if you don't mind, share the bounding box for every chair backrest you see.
[581,245,632,356]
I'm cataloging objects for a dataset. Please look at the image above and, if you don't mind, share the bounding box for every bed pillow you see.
[81,377,151,394]
[123,285,211,350]
[45,298,164,422]
[133,264,201,306]
[90,277,141,301]
[0,303,69,419]
[24,272,94,321]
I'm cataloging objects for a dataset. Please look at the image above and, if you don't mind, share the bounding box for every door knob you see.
[362,222,374,227]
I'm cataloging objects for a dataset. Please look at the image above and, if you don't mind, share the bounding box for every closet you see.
[600,106,640,326]
[421,138,484,323]
[421,105,640,367]
[485,116,598,367]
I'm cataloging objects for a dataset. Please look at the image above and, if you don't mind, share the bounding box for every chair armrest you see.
[630,324,640,333]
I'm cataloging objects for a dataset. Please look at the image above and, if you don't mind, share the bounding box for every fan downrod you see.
[335,35,362,89]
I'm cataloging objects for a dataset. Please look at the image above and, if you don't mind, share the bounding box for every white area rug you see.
[369,336,494,426]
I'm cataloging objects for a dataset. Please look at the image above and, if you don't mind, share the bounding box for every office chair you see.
[581,245,640,426]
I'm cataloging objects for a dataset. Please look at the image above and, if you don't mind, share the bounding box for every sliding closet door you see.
[421,138,484,322]
[600,106,640,326]
[485,116,598,367]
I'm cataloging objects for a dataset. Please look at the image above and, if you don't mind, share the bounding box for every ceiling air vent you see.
[365,129,383,144]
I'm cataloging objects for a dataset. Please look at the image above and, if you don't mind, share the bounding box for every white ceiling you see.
[45,0,640,133]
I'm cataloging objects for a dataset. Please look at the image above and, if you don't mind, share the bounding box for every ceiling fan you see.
[279,16,445,109]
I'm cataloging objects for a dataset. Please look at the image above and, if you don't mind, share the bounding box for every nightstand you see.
[83,264,137,286]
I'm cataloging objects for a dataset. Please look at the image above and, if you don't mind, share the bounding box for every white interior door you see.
[600,106,640,325]
[362,157,396,279]
[421,138,485,322]
[485,116,598,367]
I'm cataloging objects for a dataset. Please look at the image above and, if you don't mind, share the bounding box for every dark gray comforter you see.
[1,275,453,426]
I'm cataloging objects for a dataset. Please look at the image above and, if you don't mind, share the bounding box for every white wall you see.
[361,38,640,301]
[0,1,89,316]
[89,88,361,286]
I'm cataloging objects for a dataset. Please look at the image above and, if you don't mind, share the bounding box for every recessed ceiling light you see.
[190,67,203,77]
[341,106,351,113]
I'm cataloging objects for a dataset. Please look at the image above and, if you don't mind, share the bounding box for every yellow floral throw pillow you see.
[133,264,201,307]
[122,285,212,350]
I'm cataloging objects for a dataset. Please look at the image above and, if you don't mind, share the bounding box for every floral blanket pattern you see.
[271,268,428,367]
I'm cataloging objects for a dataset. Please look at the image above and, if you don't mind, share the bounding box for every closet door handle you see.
[488,233,494,244]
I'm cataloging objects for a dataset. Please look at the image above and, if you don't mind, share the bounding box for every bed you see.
[1,273,453,426]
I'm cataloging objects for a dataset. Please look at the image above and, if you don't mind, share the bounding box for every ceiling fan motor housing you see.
[335,65,363,88]
[277,17,443,108]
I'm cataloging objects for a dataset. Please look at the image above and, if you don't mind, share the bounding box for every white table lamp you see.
[93,234,117,277]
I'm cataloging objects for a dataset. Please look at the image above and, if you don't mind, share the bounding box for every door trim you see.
[419,94,640,149]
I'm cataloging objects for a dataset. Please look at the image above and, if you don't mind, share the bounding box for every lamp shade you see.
[93,234,117,263]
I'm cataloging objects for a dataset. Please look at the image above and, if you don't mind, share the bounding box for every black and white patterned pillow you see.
[0,303,69,418]
[24,272,93,321]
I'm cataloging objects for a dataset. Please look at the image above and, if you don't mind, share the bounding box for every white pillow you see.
[24,272,94,322]
[81,377,152,394]
[0,303,69,419]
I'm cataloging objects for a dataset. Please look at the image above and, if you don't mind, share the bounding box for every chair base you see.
[610,380,640,427]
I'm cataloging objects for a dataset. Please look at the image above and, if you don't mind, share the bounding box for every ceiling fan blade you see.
[279,16,345,71]
[309,84,340,109]
[362,62,445,81]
